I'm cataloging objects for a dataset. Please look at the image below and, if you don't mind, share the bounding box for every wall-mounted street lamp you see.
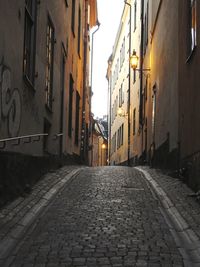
[130,50,150,72]
[101,143,107,150]
[130,48,150,164]
[117,107,128,118]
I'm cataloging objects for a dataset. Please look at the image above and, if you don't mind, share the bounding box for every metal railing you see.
[0,133,63,149]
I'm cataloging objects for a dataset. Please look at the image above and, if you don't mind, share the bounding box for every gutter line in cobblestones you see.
[135,167,200,267]
[0,168,81,263]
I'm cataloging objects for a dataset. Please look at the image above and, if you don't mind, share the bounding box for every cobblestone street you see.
[1,166,188,267]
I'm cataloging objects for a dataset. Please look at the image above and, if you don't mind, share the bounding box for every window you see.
[188,0,197,56]
[133,108,136,135]
[117,124,124,149]
[116,59,119,77]
[75,91,80,145]
[134,0,137,31]
[119,85,122,107]
[146,1,149,45]
[115,96,118,117]
[143,1,149,55]
[23,0,37,85]
[120,38,125,69]
[111,107,113,124]
[77,6,81,56]
[117,129,119,149]
[139,91,144,125]
[68,74,74,137]
[127,19,130,45]
[71,0,76,35]
[118,83,124,107]
[60,48,66,154]
[121,124,124,145]
[133,70,136,84]
[152,85,157,141]
[111,133,117,154]
[65,0,68,7]
[112,59,119,86]
[122,82,124,104]
[45,17,54,110]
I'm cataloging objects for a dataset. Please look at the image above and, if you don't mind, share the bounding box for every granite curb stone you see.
[0,165,82,262]
[136,166,200,266]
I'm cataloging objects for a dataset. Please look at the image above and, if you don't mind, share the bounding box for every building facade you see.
[178,0,200,189]
[0,0,98,160]
[141,0,179,168]
[108,0,200,190]
[107,0,141,166]
[91,118,108,167]
[108,0,179,166]
[0,0,98,201]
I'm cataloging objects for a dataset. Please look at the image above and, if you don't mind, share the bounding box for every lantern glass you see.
[102,143,106,149]
[130,50,138,70]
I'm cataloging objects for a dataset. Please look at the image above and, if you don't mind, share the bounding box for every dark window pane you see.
[71,0,76,35]
[75,91,80,145]
[68,74,74,137]
[45,17,54,109]
[23,0,36,84]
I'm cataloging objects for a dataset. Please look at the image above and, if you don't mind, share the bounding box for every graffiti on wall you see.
[0,59,21,137]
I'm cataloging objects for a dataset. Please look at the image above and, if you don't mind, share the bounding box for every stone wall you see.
[0,151,81,207]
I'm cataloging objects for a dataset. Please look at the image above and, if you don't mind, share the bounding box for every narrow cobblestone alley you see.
[2,166,185,267]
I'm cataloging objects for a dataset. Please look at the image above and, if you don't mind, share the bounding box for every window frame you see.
[75,91,80,145]
[134,0,137,32]
[68,74,74,137]
[187,0,197,60]
[45,15,55,111]
[77,5,81,56]
[133,108,136,135]
[71,0,76,36]
[23,0,37,87]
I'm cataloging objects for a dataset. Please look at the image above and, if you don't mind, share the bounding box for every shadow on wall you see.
[0,151,81,208]
[181,153,200,192]
[150,134,179,171]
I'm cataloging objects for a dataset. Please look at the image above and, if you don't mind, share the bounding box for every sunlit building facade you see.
[0,0,98,198]
[108,0,180,168]
[91,118,108,167]
[0,0,98,161]
[107,0,141,165]
[108,0,200,191]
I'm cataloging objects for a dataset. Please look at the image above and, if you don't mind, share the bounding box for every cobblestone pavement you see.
[3,166,184,267]
[136,166,200,266]
[0,165,81,264]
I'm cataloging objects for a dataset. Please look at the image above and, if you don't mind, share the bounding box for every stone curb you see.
[135,167,200,266]
[0,168,81,262]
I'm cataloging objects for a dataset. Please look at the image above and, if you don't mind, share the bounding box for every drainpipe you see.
[90,22,100,166]
[108,72,112,166]
[124,0,132,167]
[139,0,144,163]
[106,56,112,165]
[81,0,90,164]
[90,22,100,88]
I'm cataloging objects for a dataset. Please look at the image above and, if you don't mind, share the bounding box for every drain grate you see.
[122,186,144,190]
